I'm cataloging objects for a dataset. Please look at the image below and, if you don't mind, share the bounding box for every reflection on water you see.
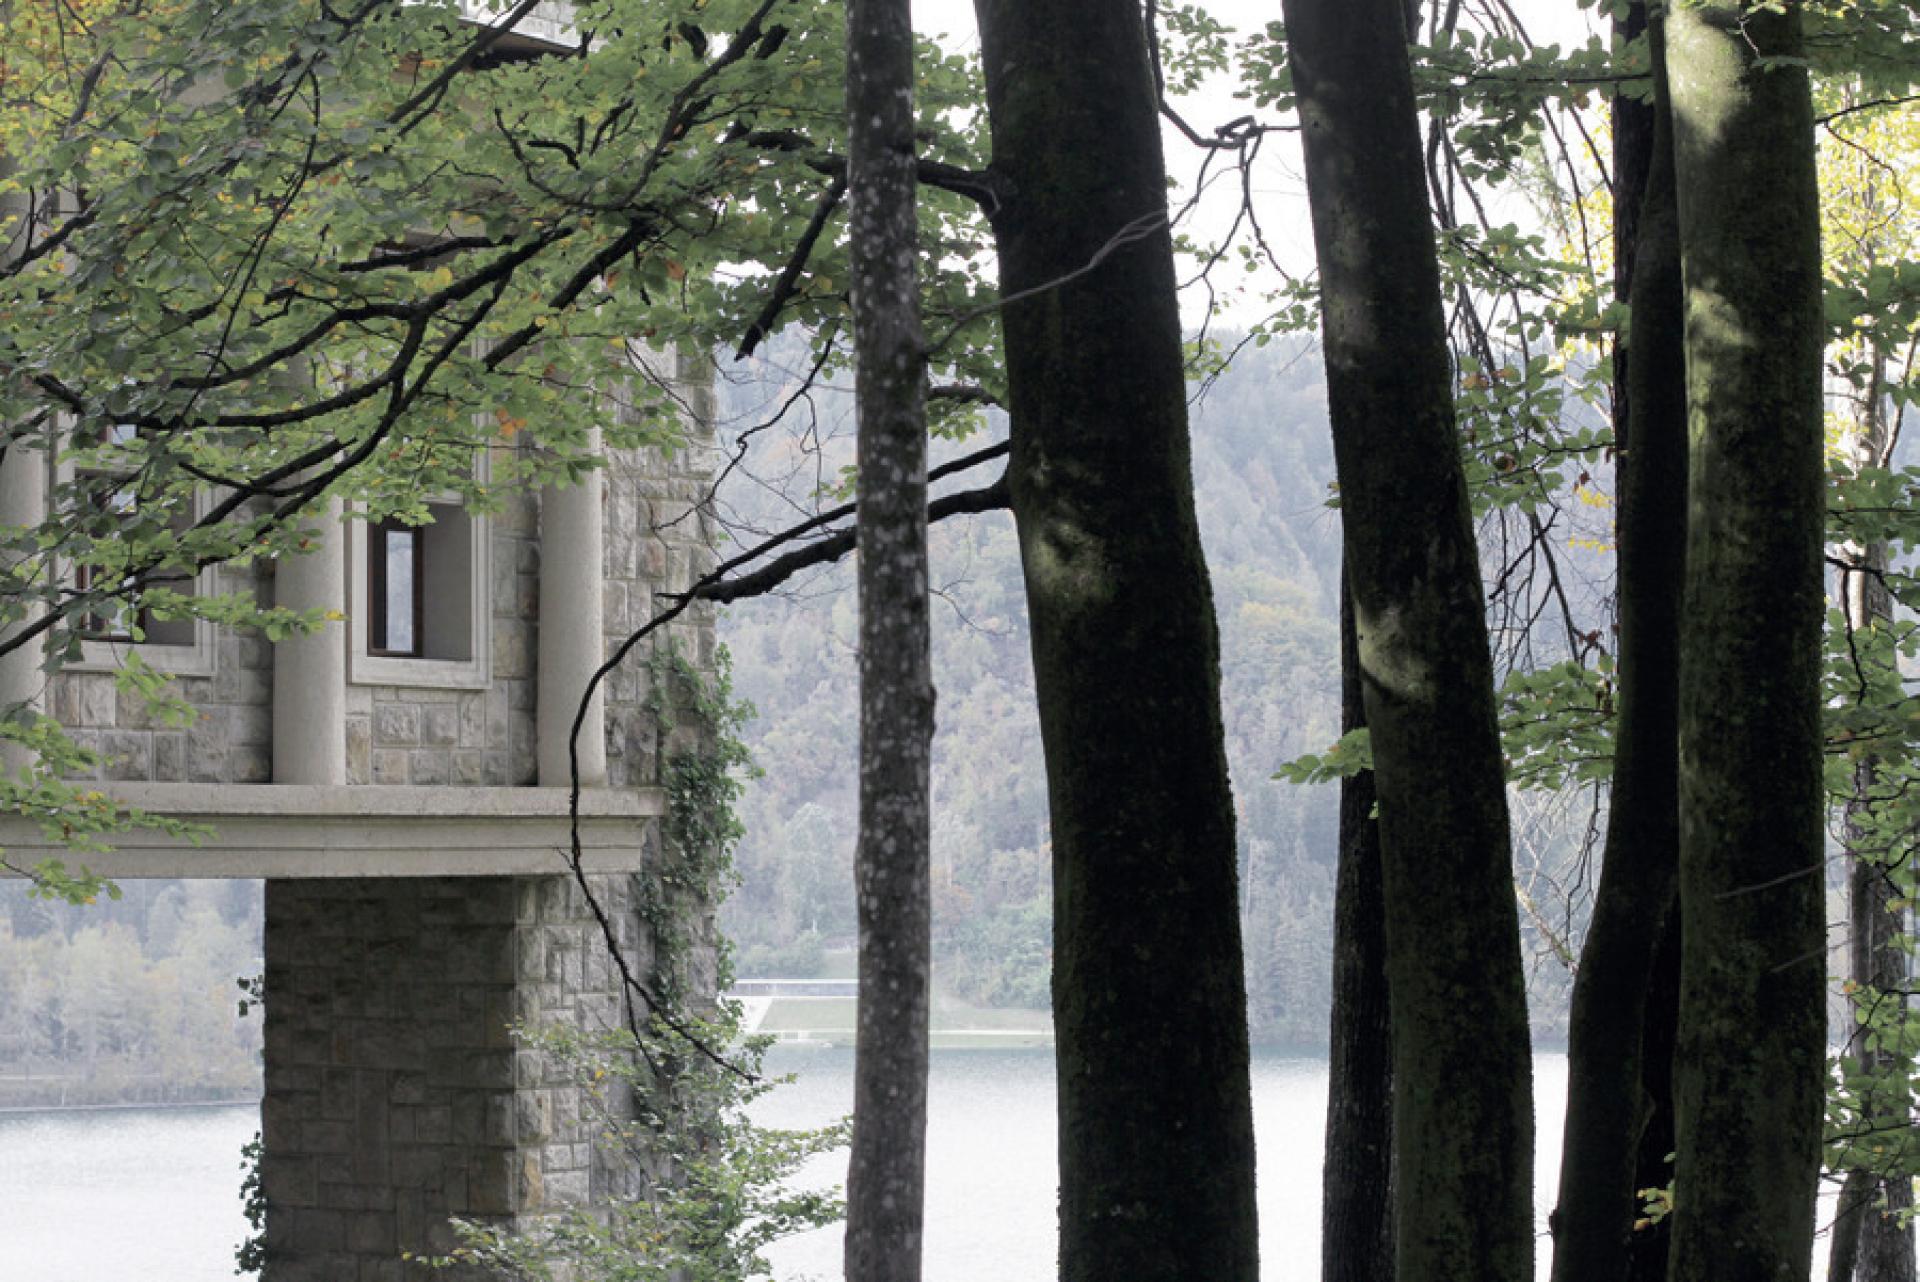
[3,1054,1570,1281]
[0,1101,259,1282]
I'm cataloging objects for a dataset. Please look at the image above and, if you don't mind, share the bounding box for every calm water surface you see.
[0,1102,259,1282]
[1,1052,1570,1281]
[753,1048,1569,1282]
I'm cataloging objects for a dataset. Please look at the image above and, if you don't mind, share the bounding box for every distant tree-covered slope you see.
[715,336,1348,1044]
[0,878,262,1106]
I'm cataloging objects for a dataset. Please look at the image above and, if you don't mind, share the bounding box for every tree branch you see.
[737,173,849,359]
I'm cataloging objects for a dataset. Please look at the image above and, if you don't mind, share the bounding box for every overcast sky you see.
[905,0,1608,327]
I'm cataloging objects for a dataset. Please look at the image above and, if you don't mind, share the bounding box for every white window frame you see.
[347,466,493,692]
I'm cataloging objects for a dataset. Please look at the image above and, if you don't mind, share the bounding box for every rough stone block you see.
[506,676,534,711]
[100,731,152,781]
[153,731,186,781]
[232,744,271,783]
[233,703,273,747]
[543,1168,590,1209]
[468,1155,515,1215]
[453,751,485,785]
[408,749,450,785]
[288,1207,347,1253]
[391,1149,446,1193]
[373,704,421,747]
[415,1105,452,1145]
[458,694,487,749]
[55,673,117,726]
[347,1211,397,1256]
[214,663,270,708]
[300,1119,356,1156]
[262,1154,318,1208]
[187,713,229,782]
[514,1092,551,1145]
[494,621,531,679]
[372,749,408,785]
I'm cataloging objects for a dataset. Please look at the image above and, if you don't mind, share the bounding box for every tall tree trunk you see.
[1665,3,1827,1279]
[1550,11,1687,1282]
[1282,3,1533,1280]
[841,0,933,1275]
[1829,348,1914,1282]
[1626,912,1681,1282]
[1321,573,1395,1282]
[972,3,1259,1277]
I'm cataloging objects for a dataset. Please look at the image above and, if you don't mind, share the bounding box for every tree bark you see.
[1321,573,1394,1282]
[1281,3,1533,1281]
[1550,11,1687,1282]
[1626,911,1680,1282]
[841,0,933,1276]
[1665,3,1827,1279]
[1829,351,1915,1282]
[972,2,1259,1277]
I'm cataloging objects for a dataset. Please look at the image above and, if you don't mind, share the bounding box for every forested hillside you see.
[0,878,261,1107]
[717,337,1356,1044]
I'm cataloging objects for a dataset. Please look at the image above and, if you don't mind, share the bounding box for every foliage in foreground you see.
[427,1018,846,1282]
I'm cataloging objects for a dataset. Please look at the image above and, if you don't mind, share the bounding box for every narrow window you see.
[367,518,424,657]
[72,425,176,642]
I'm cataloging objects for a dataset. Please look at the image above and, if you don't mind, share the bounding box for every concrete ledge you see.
[0,783,664,879]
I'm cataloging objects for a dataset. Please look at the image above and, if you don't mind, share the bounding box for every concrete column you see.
[273,497,347,784]
[261,873,649,1280]
[0,155,45,776]
[0,442,46,775]
[537,432,605,787]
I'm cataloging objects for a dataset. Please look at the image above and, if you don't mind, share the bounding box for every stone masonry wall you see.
[602,348,721,791]
[262,869,660,1281]
[55,356,720,792]
[343,484,541,788]
[49,558,274,784]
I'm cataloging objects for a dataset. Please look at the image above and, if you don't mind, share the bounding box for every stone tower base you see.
[260,873,652,1280]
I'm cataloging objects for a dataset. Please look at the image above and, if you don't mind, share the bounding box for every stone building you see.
[0,347,722,1278]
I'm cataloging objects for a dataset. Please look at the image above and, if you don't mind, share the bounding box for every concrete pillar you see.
[537,432,605,788]
[273,497,347,784]
[260,873,650,1280]
[0,442,46,775]
[0,161,45,776]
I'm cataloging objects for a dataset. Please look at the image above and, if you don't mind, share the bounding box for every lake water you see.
[753,1047,1569,1282]
[0,1052,1573,1281]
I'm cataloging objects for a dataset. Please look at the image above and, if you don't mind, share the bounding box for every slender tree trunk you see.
[1321,573,1394,1282]
[1829,352,1914,1282]
[1625,910,1680,1282]
[1665,4,1827,1279]
[1282,3,1533,1280]
[1549,12,1686,1282]
[1832,1173,1870,1282]
[972,2,1259,1276]
[841,0,933,1275]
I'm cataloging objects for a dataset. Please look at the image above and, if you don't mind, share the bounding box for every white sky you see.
[907,0,1608,328]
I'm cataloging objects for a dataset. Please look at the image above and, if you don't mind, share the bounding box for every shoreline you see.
[0,1096,259,1118]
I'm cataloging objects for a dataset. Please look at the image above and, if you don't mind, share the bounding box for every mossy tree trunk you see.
[1281,2,1533,1280]
[972,2,1259,1277]
[1549,11,1687,1282]
[841,0,933,1275]
[1665,3,1827,1279]
[1321,574,1395,1282]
